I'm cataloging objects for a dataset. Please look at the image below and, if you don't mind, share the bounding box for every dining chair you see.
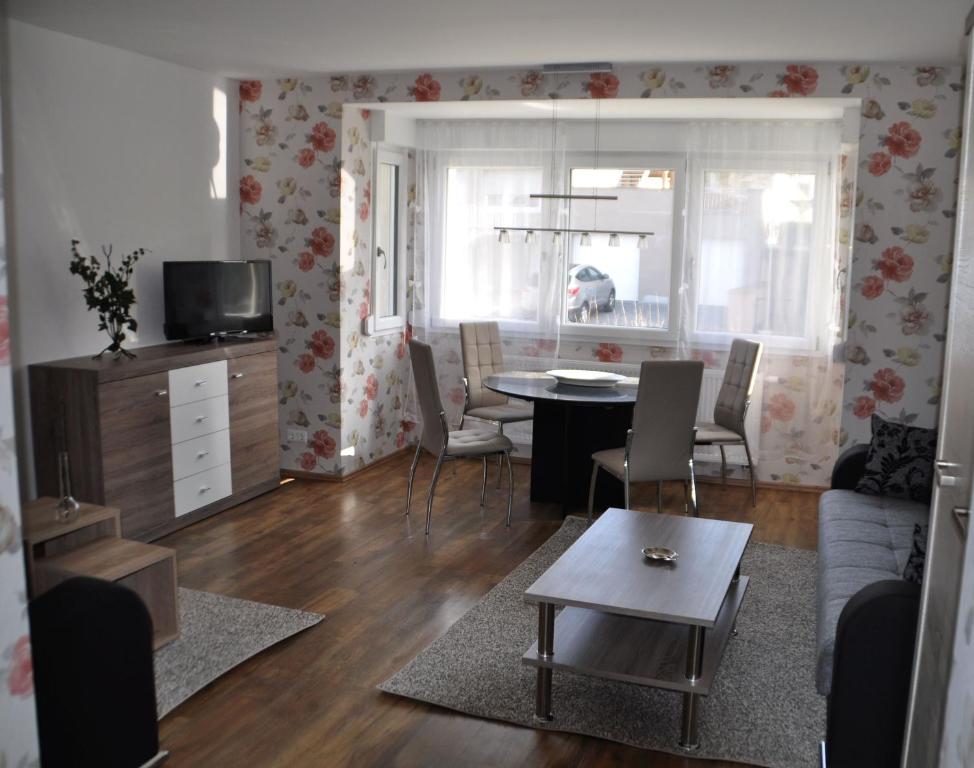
[406,339,515,535]
[587,360,703,522]
[458,321,533,431]
[459,321,533,485]
[694,338,763,507]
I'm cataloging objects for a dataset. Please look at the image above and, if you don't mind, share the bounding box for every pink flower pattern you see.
[238,62,962,486]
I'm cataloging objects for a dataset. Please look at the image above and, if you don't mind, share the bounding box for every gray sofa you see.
[816,443,929,693]
[817,443,926,767]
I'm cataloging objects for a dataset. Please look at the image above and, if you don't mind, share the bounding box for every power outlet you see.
[287,429,308,444]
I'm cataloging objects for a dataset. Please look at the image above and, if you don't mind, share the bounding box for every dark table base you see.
[530,399,634,512]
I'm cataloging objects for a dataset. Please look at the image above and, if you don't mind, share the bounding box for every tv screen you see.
[163,260,273,340]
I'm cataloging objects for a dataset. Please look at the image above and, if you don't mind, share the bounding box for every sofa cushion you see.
[856,414,937,503]
[816,489,928,694]
[903,524,928,584]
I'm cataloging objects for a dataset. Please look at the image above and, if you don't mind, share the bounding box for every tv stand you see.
[29,335,280,541]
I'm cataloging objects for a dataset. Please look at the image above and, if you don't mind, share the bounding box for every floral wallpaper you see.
[0,100,39,761]
[238,62,962,486]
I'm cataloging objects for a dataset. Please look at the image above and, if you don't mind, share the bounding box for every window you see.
[437,164,549,326]
[688,162,834,349]
[425,126,837,352]
[564,158,682,334]
[368,145,407,334]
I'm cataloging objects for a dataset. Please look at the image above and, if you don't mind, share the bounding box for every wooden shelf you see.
[40,537,173,581]
[36,536,179,649]
[522,576,748,695]
[22,498,120,547]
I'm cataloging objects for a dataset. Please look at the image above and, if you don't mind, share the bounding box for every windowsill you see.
[422,319,826,357]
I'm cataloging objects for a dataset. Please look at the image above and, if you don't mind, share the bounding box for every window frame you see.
[559,151,687,344]
[368,143,408,336]
[685,152,836,352]
[428,154,559,334]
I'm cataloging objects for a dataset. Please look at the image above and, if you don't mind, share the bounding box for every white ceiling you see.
[7,0,970,78]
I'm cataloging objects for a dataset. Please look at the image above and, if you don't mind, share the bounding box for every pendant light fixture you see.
[495,95,654,245]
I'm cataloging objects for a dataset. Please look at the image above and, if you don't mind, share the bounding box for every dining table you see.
[484,371,638,512]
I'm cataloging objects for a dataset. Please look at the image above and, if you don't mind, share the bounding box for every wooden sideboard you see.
[29,335,280,541]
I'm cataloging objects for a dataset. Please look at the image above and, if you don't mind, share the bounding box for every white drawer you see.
[168,361,229,407]
[173,463,232,517]
[171,429,231,481]
[170,394,230,444]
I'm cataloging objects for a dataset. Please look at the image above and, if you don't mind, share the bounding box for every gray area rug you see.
[154,588,323,718]
[379,517,824,768]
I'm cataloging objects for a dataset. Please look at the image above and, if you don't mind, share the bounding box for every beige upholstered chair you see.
[588,360,704,521]
[406,339,515,535]
[694,338,763,506]
[458,322,533,430]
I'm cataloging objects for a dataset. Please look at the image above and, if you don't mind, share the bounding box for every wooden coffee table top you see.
[525,508,752,628]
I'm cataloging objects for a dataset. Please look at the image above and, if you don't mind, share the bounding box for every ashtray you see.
[642,547,679,562]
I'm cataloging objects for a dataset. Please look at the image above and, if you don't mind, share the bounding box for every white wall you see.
[5,20,239,493]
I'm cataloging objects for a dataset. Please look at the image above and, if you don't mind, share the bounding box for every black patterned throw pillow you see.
[903,524,927,584]
[855,414,937,502]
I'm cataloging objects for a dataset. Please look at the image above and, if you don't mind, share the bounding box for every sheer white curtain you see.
[410,120,567,426]
[682,120,849,484]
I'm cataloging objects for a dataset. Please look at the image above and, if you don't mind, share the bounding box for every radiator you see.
[498,357,762,467]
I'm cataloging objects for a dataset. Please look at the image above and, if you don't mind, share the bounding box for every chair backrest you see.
[459,322,508,410]
[713,339,763,436]
[408,339,447,454]
[627,360,704,483]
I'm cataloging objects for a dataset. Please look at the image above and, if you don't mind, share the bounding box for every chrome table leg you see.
[535,602,555,721]
[680,625,705,750]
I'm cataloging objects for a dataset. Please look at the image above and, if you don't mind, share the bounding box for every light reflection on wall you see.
[210,86,227,200]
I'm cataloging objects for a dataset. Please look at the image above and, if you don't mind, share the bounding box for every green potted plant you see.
[69,239,146,359]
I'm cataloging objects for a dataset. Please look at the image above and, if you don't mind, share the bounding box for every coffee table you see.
[522,508,752,749]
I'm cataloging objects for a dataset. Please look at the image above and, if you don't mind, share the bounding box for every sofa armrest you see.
[830,444,870,490]
[30,576,161,768]
[825,579,920,768]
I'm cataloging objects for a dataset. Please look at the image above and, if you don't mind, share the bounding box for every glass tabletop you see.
[484,372,638,404]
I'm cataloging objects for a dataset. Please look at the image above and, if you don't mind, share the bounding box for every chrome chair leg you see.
[587,463,599,523]
[504,451,514,527]
[683,480,689,515]
[480,456,488,508]
[688,462,699,517]
[624,467,631,511]
[405,442,422,515]
[719,445,727,482]
[742,436,757,507]
[425,451,446,535]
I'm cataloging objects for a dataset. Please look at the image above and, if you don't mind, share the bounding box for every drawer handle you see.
[195,415,208,423]
[197,450,209,458]
[194,379,208,387]
[155,389,168,397]
[199,485,211,494]
[230,373,245,379]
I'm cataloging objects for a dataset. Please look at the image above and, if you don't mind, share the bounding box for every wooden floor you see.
[158,453,819,767]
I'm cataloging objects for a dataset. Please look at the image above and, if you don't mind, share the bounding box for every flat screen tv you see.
[163,260,273,341]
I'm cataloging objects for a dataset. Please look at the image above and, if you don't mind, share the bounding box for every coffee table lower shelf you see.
[522,576,748,746]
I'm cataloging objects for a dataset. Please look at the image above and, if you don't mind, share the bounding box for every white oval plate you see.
[546,369,625,388]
